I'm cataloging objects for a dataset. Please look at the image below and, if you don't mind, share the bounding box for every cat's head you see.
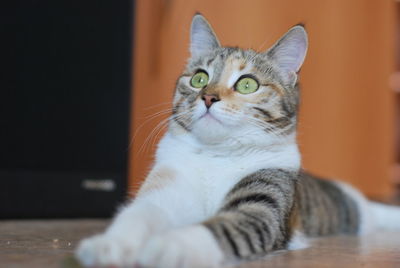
[170,14,308,148]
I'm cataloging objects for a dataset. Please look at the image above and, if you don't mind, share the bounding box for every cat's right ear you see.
[190,14,220,58]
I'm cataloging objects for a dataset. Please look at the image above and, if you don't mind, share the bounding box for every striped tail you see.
[370,201,400,231]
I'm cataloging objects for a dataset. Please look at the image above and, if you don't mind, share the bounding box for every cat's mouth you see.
[199,111,223,124]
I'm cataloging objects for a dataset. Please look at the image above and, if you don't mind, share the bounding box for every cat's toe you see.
[137,225,223,268]
[75,234,138,267]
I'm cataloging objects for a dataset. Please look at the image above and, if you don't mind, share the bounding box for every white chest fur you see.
[147,133,301,222]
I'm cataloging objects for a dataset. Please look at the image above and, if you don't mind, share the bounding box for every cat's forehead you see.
[218,53,255,87]
[188,48,268,87]
[189,47,258,68]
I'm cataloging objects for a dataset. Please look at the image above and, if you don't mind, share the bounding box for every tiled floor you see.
[1,219,400,268]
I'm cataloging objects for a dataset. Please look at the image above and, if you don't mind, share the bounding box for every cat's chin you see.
[191,117,232,145]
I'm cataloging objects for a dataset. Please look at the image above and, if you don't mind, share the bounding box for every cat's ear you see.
[266,25,308,85]
[190,14,221,58]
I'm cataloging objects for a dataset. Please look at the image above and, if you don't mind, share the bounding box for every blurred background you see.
[3,0,400,218]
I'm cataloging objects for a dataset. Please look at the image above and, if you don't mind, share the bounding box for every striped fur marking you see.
[203,169,298,259]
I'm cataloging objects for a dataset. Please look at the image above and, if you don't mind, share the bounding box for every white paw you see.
[75,233,140,267]
[137,225,224,268]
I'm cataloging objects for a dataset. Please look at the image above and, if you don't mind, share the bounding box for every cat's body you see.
[76,15,400,268]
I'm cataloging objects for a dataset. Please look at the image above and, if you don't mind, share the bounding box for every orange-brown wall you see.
[129,0,396,197]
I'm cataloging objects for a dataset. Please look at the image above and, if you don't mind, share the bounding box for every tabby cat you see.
[76,14,400,268]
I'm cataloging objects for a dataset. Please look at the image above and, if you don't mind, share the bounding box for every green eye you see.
[190,71,209,88]
[235,77,259,94]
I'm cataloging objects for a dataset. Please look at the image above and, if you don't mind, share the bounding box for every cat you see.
[76,14,400,268]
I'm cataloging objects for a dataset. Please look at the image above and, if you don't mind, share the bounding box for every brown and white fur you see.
[76,14,400,268]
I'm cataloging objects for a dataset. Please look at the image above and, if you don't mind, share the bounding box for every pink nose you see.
[201,94,220,108]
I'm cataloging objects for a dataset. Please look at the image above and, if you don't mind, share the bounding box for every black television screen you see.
[0,0,134,218]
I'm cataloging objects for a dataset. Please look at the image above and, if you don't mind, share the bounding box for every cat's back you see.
[294,171,365,236]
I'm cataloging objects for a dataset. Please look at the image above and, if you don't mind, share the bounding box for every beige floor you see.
[1,219,400,268]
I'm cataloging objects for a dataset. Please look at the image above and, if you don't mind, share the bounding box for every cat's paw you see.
[136,225,224,268]
[75,233,140,267]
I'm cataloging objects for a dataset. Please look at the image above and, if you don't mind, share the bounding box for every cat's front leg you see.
[137,225,224,268]
[76,166,191,267]
[136,169,299,268]
[76,201,170,267]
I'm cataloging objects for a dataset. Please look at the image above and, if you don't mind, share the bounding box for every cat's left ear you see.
[266,25,308,85]
[190,14,221,58]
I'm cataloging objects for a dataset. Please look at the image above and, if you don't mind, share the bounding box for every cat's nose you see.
[201,94,220,108]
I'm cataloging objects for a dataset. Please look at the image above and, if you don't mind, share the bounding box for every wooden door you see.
[129,0,396,197]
